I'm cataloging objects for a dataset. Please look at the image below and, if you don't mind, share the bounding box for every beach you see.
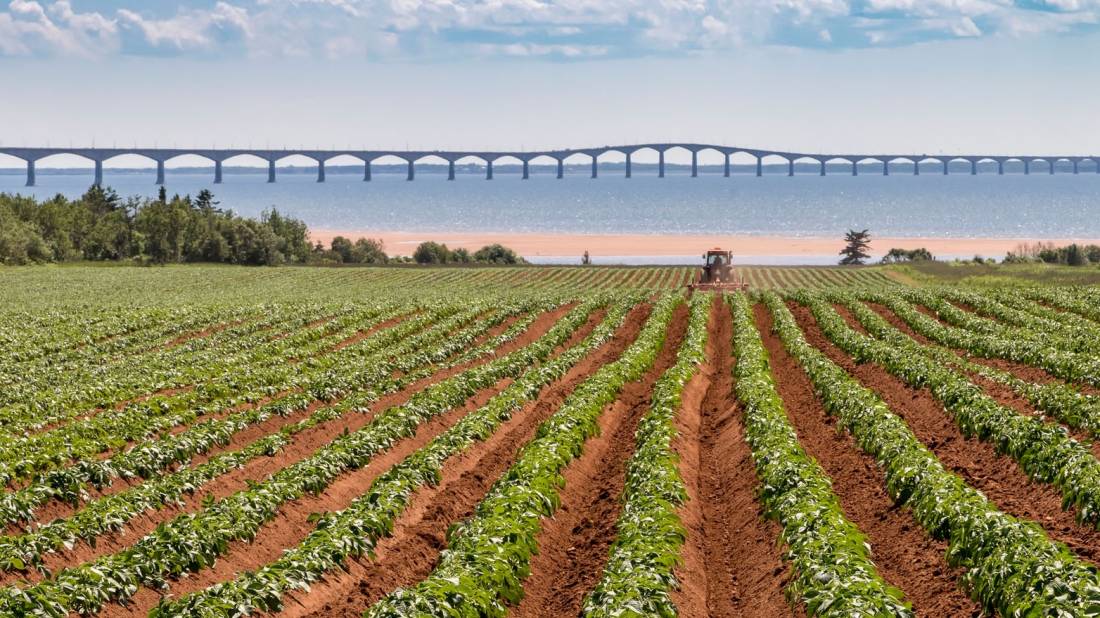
[309,229,1098,263]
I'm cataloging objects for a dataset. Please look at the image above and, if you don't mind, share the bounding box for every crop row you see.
[366,293,678,617]
[582,292,710,617]
[0,298,605,615]
[875,290,1100,387]
[834,294,1100,441]
[0,303,355,435]
[0,303,411,478]
[0,297,557,575]
[150,297,638,617]
[798,291,1100,526]
[905,289,1100,355]
[0,301,499,528]
[728,293,910,617]
[763,292,1100,615]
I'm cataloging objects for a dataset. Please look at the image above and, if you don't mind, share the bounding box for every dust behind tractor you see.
[688,248,749,291]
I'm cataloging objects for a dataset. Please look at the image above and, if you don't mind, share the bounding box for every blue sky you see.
[1,0,1099,167]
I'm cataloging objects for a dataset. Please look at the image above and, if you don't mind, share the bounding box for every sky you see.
[1,0,1098,168]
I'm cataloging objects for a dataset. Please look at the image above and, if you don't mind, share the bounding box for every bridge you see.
[2,143,1098,186]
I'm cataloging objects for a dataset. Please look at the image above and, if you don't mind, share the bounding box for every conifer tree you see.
[839,229,872,265]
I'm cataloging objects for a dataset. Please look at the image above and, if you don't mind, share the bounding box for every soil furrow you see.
[11,305,579,590]
[756,305,980,617]
[856,304,1100,456]
[280,304,649,618]
[678,298,795,618]
[110,377,518,618]
[507,303,689,618]
[12,311,426,529]
[790,302,1100,568]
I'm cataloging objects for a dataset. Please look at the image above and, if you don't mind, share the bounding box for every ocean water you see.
[3,168,1100,239]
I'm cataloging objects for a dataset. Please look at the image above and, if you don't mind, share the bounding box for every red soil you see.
[508,302,688,618]
[790,302,1100,569]
[7,305,576,592]
[672,297,797,618]
[858,303,1100,454]
[756,305,980,616]
[280,304,650,618]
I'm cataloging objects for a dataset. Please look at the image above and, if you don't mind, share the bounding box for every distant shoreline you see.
[309,229,1097,262]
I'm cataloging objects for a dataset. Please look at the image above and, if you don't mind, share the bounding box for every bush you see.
[881,247,933,264]
[413,241,452,264]
[473,243,524,264]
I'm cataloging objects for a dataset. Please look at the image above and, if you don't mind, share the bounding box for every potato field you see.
[1,265,1099,617]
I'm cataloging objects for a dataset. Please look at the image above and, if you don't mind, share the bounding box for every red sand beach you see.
[309,229,1099,261]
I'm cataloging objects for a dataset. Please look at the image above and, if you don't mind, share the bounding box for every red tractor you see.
[688,248,749,291]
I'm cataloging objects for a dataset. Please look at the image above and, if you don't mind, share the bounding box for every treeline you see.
[1006,242,1100,266]
[0,186,525,267]
[0,187,311,265]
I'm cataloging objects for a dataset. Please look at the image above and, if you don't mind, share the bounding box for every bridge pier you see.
[523,160,529,180]
[1050,161,1055,175]
[1024,160,1030,175]
[943,160,948,175]
[788,159,794,177]
[591,155,598,179]
[970,160,977,176]
[626,152,632,178]
[914,161,919,176]
[852,161,858,176]
[317,160,326,183]
[268,160,276,183]
[1074,160,1079,175]
[883,161,889,176]
[406,160,414,181]
[156,160,166,185]
[820,160,826,176]
[724,154,730,177]
[487,160,493,180]
[658,151,665,178]
[691,151,698,178]
[756,156,763,177]
[25,159,35,187]
[214,160,223,184]
[448,160,455,181]
[364,160,372,182]
[998,160,1004,176]
[94,160,103,186]
[556,158,563,179]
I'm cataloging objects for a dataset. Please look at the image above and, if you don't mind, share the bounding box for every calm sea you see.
[4,168,1100,263]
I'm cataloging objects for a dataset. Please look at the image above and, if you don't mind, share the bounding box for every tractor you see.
[688,248,749,291]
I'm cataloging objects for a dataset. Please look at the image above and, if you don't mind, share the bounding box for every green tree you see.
[473,243,523,264]
[839,229,872,266]
[413,241,451,264]
[352,238,388,264]
[330,236,354,263]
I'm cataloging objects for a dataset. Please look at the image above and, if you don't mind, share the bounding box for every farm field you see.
[0,264,899,310]
[3,266,1100,617]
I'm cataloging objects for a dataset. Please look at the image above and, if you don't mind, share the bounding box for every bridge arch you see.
[405,154,449,181]
[756,152,791,176]
[29,152,101,186]
[163,152,218,165]
[789,155,821,176]
[221,152,271,167]
[446,154,488,179]
[1028,157,1054,174]
[487,154,527,179]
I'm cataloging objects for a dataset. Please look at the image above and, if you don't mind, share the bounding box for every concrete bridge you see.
[2,143,1098,186]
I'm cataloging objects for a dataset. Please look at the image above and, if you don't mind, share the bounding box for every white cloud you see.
[0,0,1098,59]
[117,3,251,52]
